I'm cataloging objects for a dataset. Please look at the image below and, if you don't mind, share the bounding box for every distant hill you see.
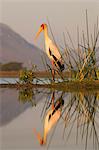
[0,23,49,70]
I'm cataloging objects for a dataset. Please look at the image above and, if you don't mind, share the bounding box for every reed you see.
[62,10,99,81]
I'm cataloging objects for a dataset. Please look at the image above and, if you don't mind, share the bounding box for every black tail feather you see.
[52,54,65,72]
[57,61,65,72]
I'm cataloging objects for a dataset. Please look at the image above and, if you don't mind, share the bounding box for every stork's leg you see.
[51,60,55,81]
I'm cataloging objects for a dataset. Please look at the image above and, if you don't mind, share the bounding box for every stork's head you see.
[35,23,47,40]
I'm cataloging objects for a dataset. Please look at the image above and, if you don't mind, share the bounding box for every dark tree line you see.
[0,62,23,71]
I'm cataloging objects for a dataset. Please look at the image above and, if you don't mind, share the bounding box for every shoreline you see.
[0,70,73,78]
[0,71,99,92]
[0,80,99,92]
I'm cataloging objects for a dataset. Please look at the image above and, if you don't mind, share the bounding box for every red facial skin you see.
[40,139,44,145]
[41,24,44,30]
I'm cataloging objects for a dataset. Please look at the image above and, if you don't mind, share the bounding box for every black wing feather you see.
[49,48,64,72]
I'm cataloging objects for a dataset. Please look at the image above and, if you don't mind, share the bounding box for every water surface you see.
[0,86,99,150]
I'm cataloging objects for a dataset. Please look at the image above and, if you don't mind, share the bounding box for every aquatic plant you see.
[19,68,35,83]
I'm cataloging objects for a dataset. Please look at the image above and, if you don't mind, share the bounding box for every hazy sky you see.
[0,0,99,49]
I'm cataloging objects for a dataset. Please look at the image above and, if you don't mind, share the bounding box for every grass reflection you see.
[18,87,36,106]
[62,92,99,150]
[18,88,99,150]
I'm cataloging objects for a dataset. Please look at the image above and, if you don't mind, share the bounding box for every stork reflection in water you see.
[33,91,64,145]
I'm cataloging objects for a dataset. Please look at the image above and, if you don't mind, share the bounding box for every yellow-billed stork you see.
[35,23,64,80]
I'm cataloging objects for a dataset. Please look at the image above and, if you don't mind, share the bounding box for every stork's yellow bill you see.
[35,24,45,41]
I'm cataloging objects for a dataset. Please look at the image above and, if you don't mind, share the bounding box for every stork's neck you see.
[44,27,49,41]
[43,132,47,144]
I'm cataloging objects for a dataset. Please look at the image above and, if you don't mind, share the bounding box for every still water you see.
[0,77,63,84]
[0,85,99,150]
